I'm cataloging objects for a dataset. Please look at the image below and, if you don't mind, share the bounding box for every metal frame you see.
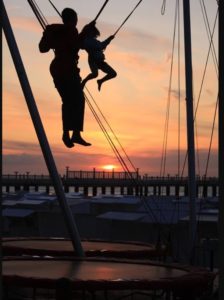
[1,1,84,257]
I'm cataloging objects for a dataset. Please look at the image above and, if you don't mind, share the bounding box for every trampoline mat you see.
[3,257,214,294]
[3,238,165,258]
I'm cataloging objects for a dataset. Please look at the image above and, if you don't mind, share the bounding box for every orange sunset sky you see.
[3,0,218,176]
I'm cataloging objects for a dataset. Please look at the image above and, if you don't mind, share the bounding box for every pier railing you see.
[1,173,218,182]
[66,170,140,180]
[1,171,219,197]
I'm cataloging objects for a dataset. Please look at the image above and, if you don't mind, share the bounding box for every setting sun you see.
[102,165,116,171]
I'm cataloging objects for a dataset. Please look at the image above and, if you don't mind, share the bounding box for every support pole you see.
[218,1,224,299]
[2,2,84,257]
[0,0,3,298]
[182,0,197,263]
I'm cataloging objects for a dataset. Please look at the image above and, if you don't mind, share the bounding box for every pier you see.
[2,169,218,197]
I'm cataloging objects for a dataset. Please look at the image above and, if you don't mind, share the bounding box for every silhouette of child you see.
[80,22,117,91]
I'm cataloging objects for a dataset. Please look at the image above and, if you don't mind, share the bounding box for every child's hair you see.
[80,23,100,40]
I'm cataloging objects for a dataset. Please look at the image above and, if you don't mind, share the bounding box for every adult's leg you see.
[70,75,91,146]
[55,75,91,146]
[54,80,74,148]
[55,77,85,131]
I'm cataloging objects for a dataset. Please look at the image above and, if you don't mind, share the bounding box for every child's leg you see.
[97,61,117,91]
[81,59,98,88]
[81,72,98,88]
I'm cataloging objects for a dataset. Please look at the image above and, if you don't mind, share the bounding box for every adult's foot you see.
[62,134,74,148]
[71,136,91,146]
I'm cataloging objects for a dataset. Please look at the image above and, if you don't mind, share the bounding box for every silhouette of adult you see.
[39,8,91,148]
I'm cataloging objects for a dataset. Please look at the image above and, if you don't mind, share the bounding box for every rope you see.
[84,92,170,232]
[204,95,218,177]
[160,0,178,177]
[113,0,144,36]
[27,0,47,29]
[200,0,218,75]
[180,3,218,177]
[94,0,110,22]
[161,1,187,258]
[84,92,133,177]
[85,87,138,172]
[33,0,49,26]
[48,0,62,18]
[47,0,108,23]
[84,93,168,228]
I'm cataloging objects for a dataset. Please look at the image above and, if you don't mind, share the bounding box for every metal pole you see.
[2,2,84,257]
[0,0,3,298]
[182,0,197,263]
[218,1,224,299]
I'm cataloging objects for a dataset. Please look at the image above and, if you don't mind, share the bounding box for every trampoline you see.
[3,257,215,300]
[3,237,166,259]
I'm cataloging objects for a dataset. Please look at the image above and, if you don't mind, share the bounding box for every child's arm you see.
[101,35,115,49]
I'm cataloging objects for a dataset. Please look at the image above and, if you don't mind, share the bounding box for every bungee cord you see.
[27,0,47,29]
[33,0,49,27]
[86,0,144,37]
[85,88,168,227]
[85,87,138,173]
[84,92,134,178]
[113,0,144,36]
[160,0,179,177]
[48,0,62,18]
[85,89,168,229]
[94,0,110,22]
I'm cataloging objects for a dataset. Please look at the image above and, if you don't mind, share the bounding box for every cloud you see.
[131,148,218,177]
[2,139,218,177]
[9,16,42,34]
[3,153,47,174]
[170,89,185,101]
[6,12,171,56]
